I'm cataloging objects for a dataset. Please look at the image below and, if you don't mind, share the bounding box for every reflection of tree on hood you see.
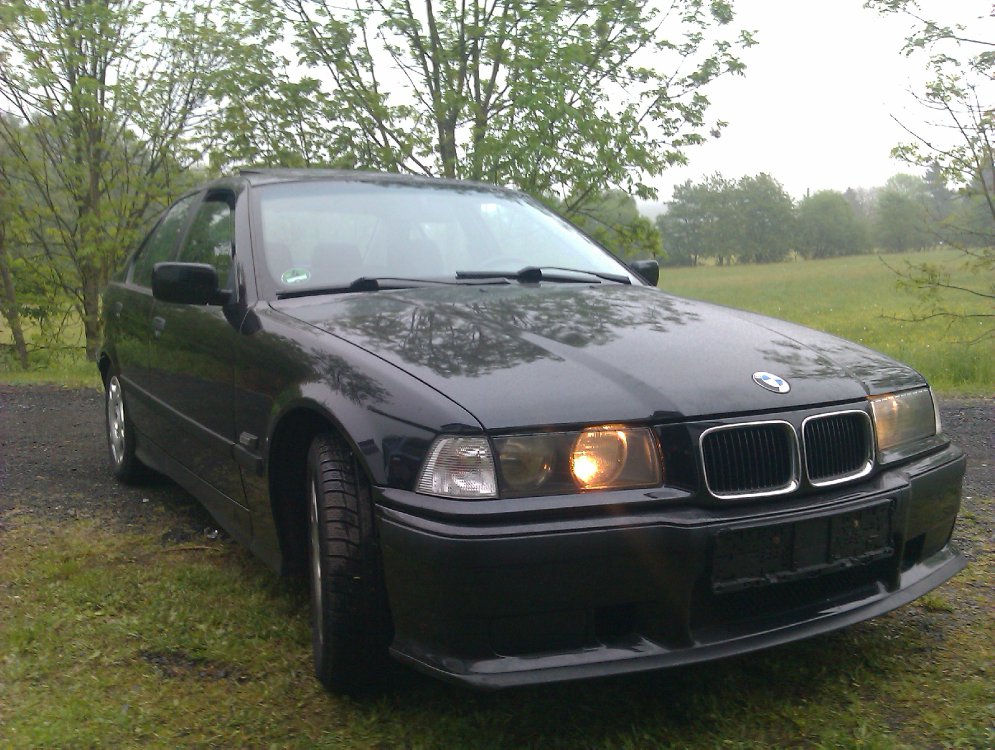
[759,335,923,392]
[240,320,391,407]
[332,286,700,378]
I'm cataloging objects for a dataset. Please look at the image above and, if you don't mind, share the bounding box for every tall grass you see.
[661,249,992,394]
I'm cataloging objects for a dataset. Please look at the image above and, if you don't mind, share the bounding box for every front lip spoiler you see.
[389,546,966,690]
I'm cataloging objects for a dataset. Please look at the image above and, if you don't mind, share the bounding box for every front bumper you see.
[376,444,966,689]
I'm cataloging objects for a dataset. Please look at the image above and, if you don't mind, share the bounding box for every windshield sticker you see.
[282,267,311,285]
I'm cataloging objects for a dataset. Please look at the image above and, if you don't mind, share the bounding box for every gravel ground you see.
[0,385,216,540]
[0,385,991,548]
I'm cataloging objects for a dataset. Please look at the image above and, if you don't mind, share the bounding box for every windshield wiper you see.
[276,275,508,299]
[456,266,631,284]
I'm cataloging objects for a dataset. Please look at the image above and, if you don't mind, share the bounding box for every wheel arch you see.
[267,402,372,577]
[97,351,112,385]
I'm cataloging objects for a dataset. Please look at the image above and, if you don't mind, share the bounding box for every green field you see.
[660,249,993,394]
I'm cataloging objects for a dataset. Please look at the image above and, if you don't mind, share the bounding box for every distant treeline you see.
[570,169,994,266]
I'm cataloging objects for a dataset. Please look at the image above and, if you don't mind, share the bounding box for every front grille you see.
[803,411,874,485]
[701,422,796,498]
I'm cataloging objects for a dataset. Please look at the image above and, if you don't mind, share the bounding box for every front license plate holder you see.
[712,501,894,593]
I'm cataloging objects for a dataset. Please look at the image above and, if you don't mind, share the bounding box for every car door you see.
[109,194,198,435]
[148,189,249,527]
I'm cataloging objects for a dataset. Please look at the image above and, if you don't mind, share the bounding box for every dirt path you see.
[0,385,991,551]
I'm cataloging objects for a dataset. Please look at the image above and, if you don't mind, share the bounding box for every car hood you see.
[271,284,925,430]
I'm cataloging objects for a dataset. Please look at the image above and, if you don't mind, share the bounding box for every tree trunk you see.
[438,115,459,178]
[80,262,103,362]
[469,112,487,181]
[0,224,29,369]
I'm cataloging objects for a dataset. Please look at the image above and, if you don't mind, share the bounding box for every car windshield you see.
[254,180,635,293]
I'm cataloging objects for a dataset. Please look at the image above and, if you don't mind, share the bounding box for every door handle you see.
[152,316,166,338]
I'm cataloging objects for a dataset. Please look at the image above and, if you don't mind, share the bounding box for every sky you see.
[644,0,980,208]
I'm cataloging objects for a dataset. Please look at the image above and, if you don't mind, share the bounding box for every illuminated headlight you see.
[571,426,632,489]
[415,436,497,499]
[494,426,662,497]
[869,387,939,454]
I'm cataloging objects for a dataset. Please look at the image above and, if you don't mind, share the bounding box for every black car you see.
[98,169,965,691]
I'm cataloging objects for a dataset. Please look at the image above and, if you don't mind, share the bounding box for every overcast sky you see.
[645,0,980,206]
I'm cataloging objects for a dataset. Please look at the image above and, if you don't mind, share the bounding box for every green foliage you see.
[874,189,930,252]
[796,190,867,258]
[0,1,277,361]
[734,173,796,263]
[656,172,795,265]
[865,0,994,344]
[275,0,756,206]
[872,174,931,252]
[569,190,664,260]
[655,174,735,266]
[202,2,356,171]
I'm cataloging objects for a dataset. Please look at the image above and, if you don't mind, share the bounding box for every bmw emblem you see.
[753,371,790,394]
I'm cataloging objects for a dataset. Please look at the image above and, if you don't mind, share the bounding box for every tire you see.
[104,373,148,483]
[307,433,392,692]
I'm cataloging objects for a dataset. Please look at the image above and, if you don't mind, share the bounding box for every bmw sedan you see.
[98,169,965,691]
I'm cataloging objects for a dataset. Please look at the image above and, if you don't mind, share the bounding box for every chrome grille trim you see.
[699,421,800,499]
[802,410,875,487]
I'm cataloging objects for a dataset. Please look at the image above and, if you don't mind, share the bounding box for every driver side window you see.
[179,194,235,284]
[130,194,197,288]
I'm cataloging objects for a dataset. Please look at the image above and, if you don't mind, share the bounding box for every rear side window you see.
[179,195,235,283]
[130,194,197,288]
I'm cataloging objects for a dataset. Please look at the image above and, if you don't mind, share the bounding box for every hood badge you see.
[753,371,790,394]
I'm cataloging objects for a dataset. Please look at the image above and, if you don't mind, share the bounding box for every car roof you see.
[233,167,519,196]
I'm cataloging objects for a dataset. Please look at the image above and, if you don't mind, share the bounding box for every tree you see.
[797,190,867,259]
[867,0,994,342]
[657,174,737,266]
[922,161,956,227]
[656,173,794,265]
[279,0,755,212]
[0,114,84,368]
[873,173,932,252]
[0,139,29,369]
[733,173,795,263]
[0,0,277,359]
[570,190,664,261]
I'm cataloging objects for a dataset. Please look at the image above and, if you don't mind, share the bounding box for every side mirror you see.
[630,259,659,287]
[152,262,231,305]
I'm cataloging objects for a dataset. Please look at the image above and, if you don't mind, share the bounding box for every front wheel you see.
[307,433,392,692]
[105,373,147,483]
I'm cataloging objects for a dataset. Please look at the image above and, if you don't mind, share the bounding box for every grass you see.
[1,506,991,749]
[0,313,100,388]
[0,359,101,388]
[660,249,993,395]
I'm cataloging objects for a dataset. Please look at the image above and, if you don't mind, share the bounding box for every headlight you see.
[415,436,497,499]
[869,387,939,454]
[494,435,556,493]
[571,426,631,489]
[494,426,662,497]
